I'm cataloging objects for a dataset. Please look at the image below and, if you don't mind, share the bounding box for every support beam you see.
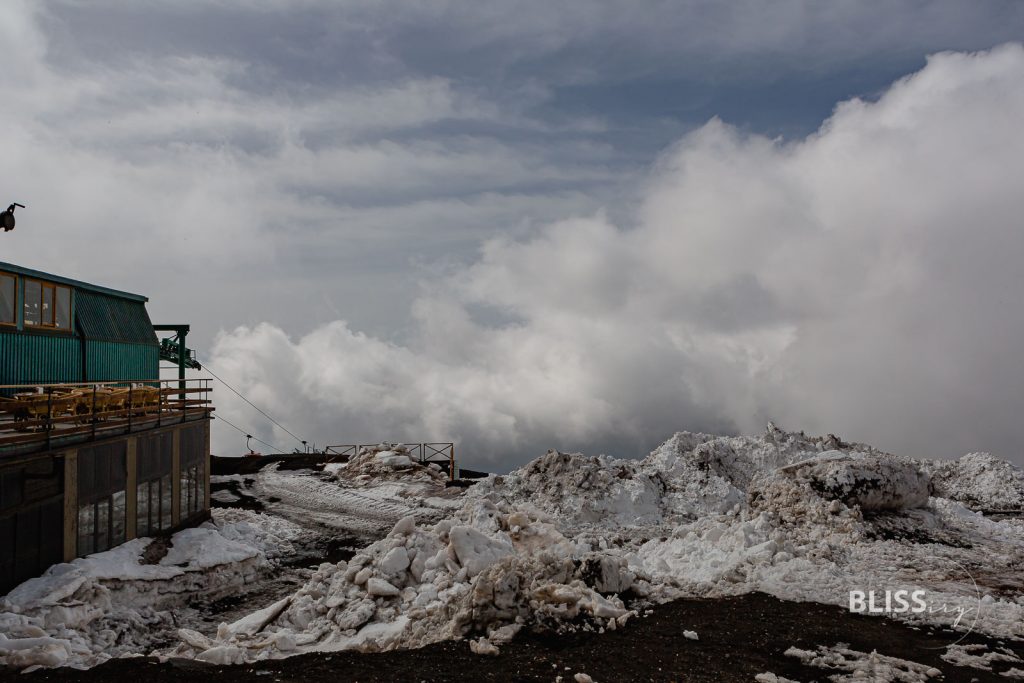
[171,427,181,525]
[62,450,78,562]
[204,420,211,512]
[125,436,137,541]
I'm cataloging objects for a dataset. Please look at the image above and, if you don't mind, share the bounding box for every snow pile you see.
[163,426,1024,667]
[941,643,1023,672]
[7,425,1024,672]
[748,452,931,528]
[472,426,891,528]
[0,509,303,671]
[924,452,1024,511]
[332,443,448,485]
[784,644,942,682]
[210,508,309,560]
[250,458,461,538]
[161,498,634,663]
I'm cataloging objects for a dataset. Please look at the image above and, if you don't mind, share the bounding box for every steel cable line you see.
[211,412,287,454]
[189,355,307,448]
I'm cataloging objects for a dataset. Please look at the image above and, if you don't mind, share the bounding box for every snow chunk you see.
[366,578,401,597]
[448,525,514,577]
[469,637,499,656]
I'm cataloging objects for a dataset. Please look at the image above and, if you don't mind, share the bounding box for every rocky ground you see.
[4,592,1022,682]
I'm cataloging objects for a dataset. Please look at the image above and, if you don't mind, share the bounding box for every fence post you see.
[45,389,53,450]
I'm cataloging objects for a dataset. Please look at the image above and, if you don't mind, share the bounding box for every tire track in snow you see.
[251,467,438,537]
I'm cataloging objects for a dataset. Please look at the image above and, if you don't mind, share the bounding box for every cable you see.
[211,412,287,454]
[191,357,307,447]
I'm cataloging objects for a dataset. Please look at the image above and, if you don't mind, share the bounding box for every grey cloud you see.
[3,2,1023,470]
[210,44,1024,470]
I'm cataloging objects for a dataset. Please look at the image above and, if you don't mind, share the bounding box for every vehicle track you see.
[252,467,439,537]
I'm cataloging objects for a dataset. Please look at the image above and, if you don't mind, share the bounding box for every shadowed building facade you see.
[0,262,212,594]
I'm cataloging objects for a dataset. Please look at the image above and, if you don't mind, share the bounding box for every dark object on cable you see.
[1,204,25,232]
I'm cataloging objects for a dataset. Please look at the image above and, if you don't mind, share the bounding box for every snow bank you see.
[748,452,931,527]
[0,509,304,672]
[784,644,942,682]
[8,425,1024,672]
[924,452,1024,511]
[159,499,630,663]
[472,426,894,528]
[332,443,448,485]
[161,498,634,663]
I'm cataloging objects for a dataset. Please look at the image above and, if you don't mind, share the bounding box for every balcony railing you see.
[0,379,213,454]
[324,442,456,478]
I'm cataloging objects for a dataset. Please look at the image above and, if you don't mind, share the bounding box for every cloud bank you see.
[210,45,1024,469]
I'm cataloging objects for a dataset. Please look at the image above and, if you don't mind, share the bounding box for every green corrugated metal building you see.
[0,261,212,595]
[0,262,158,386]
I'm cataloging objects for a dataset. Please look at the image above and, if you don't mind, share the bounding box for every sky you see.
[2,1,1024,469]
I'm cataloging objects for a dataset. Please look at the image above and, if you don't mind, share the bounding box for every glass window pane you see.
[41,285,53,326]
[180,468,188,518]
[0,275,14,324]
[95,500,109,552]
[78,504,94,556]
[190,466,198,515]
[111,490,125,545]
[23,280,40,326]
[196,464,204,513]
[136,482,149,537]
[56,286,71,329]
[160,474,172,529]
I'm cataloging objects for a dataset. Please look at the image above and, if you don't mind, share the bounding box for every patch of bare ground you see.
[6,592,1021,682]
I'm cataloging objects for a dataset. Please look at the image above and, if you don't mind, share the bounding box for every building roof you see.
[0,261,148,303]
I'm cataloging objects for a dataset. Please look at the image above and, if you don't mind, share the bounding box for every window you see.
[76,443,126,557]
[76,494,125,556]
[0,273,14,325]
[136,474,174,537]
[23,280,39,326]
[23,278,71,330]
[180,459,205,520]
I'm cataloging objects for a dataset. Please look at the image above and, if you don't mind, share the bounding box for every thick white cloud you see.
[210,45,1024,468]
[5,2,1023,468]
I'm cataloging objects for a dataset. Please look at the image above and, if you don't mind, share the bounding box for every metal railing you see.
[324,442,456,478]
[0,378,213,453]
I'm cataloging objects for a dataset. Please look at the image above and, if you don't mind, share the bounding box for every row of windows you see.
[0,272,72,330]
[76,473,206,556]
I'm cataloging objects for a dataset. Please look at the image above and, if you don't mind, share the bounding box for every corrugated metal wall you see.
[0,275,159,387]
[0,336,158,385]
[75,291,157,344]
[84,341,158,383]
[0,333,83,386]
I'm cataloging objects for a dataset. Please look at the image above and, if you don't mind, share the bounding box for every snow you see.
[784,644,943,681]
[941,643,1023,671]
[923,452,1024,511]
[0,508,305,671]
[5,425,1024,673]
[244,449,461,538]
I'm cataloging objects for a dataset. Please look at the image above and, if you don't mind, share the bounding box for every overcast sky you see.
[3,1,1024,468]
